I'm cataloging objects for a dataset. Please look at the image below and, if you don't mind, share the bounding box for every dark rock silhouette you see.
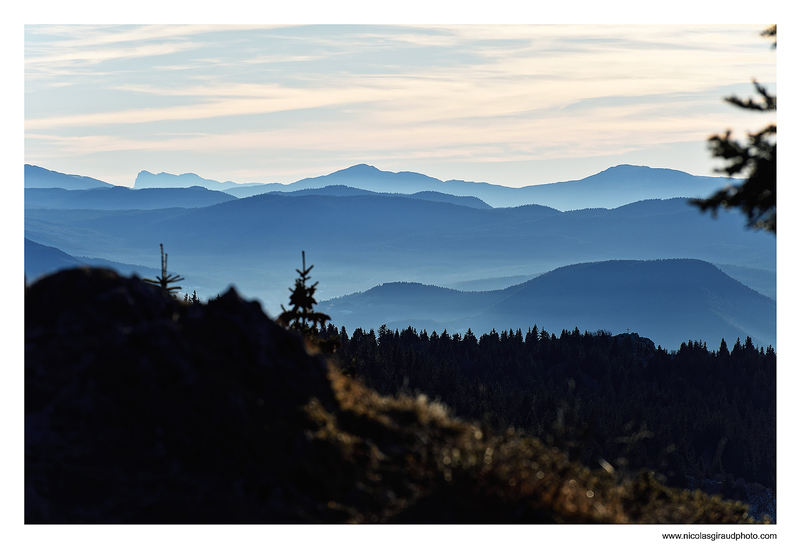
[26,267,336,523]
[25,268,762,523]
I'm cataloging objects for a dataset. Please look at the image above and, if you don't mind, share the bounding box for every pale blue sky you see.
[25,21,776,188]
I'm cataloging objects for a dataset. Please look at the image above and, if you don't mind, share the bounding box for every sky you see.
[24,21,777,188]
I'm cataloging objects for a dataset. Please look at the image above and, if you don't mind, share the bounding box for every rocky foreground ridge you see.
[25,268,765,523]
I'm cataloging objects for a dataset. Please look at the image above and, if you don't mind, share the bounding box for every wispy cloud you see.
[26,41,198,69]
[24,24,776,186]
[26,24,267,51]
[26,98,771,163]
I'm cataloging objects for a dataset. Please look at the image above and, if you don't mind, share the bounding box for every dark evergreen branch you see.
[692,26,776,233]
[142,243,185,295]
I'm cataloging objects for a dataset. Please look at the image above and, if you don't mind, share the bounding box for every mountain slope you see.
[323,282,506,330]
[280,163,736,209]
[25,164,113,190]
[485,259,775,350]
[713,264,776,300]
[319,259,776,351]
[507,164,735,211]
[298,164,733,210]
[24,238,160,283]
[24,192,775,312]
[134,170,282,194]
[25,186,237,210]
[220,184,282,198]
[269,185,492,209]
[24,238,84,279]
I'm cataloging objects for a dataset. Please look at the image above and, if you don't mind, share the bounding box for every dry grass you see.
[295,364,762,523]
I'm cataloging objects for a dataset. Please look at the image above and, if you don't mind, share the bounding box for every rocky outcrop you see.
[25,268,764,523]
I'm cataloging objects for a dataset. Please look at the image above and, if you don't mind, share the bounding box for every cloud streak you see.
[24,24,776,187]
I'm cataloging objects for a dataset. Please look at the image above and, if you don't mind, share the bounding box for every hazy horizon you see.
[25,23,775,188]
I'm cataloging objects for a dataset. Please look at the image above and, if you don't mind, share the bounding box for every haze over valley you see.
[24,163,776,352]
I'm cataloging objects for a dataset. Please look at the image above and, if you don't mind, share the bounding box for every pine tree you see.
[718,338,730,358]
[142,243,184,296]
[278,251,331,335]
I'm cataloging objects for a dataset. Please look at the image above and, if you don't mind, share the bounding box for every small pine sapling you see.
[143,243,185,296]
[279,251,340,354]
[279,251,330,333]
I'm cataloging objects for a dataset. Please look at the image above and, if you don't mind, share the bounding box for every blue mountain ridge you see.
[24,238,223,296]
[24,164,114,190]
[267,185,492,210]
[124,163,736,210]
[319,259,775,352]
[24,163,773,343]
[25,236,775,352]
[24,238,158,282]
[25,189,774,313]
[133,170,267,192]
[25,186,238,210]
[28,162,739,210]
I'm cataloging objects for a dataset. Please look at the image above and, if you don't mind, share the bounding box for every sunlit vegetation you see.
[318,323,775,510]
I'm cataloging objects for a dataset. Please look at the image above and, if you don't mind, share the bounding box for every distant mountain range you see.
[268,185,492,210]
[24,182,491,211]
[26,162,739,211]
[126,163,736,210]
[285,163,737,210]
[319,259,776,351]
[25,236,776,350]
[25,191,775,313]
[24,162,775,350]
[133,170,269,193]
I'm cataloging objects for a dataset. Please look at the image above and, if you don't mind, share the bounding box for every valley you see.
[24,163,776,352]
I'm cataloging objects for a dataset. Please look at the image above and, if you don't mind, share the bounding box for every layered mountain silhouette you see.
[319,259,776,351]
[289,163,736,210]
[26,182,490,212]
[25,186,238,210]
[24,164,774,344]
[29,162,738,210]
[127,163,735,209]
[268,185,492,209]
[22,162,777,524]
[132,170,264,192]
[25,188,775,310]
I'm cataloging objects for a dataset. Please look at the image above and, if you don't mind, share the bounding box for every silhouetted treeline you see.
[319,324,776,494]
